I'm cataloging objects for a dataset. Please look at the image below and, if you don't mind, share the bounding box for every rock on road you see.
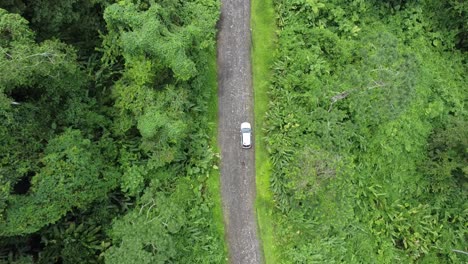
[217,0,263,263]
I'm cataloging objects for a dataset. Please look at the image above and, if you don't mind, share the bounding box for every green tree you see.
[0,9,110,231]
[100,0,219,194]
[105,177,224,263]
[423,116,467,195]
[102,0,216,81]
[0,0,111,57]
[0,129,119,236]
[1,0,224,261]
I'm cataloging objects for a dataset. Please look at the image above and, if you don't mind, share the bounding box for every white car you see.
[241,122,252,149]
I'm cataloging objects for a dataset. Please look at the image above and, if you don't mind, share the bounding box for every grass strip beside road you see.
[251,0,277,262]
[206,55,229,263]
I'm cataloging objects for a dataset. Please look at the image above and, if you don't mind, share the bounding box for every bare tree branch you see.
[328,81,387,112]
[452,249,468,255]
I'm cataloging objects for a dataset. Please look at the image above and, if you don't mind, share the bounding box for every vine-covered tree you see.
[0,0,111,56]
[0,8,117,237]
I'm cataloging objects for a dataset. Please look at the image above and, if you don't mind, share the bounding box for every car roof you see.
[243,131,251,145]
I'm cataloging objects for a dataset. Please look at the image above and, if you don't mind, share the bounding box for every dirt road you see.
[217,0,262,263]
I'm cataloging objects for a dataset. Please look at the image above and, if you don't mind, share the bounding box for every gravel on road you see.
[217,0,263,263]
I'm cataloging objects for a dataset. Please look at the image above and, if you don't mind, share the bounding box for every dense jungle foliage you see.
[0,0,225,263]
[265,0,467,262]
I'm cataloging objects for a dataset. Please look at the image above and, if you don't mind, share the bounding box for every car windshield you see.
[241,128,251,133]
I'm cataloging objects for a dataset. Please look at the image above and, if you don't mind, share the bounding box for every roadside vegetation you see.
[262,0,467,262]
[251,0,278,262]
[205,56,229,263]
[0,0,226,263]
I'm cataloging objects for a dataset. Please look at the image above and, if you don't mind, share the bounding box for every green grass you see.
[251,0,277,263]
[205,54,229,263]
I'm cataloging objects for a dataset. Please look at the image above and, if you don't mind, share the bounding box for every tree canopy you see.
[0,0,224,262]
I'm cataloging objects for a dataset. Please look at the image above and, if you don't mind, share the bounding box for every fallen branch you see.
[328,90,353,112]
[327,81,387,112]
[452,249,468,255]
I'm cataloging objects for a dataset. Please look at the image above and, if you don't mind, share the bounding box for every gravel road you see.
[217,0,263,263]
